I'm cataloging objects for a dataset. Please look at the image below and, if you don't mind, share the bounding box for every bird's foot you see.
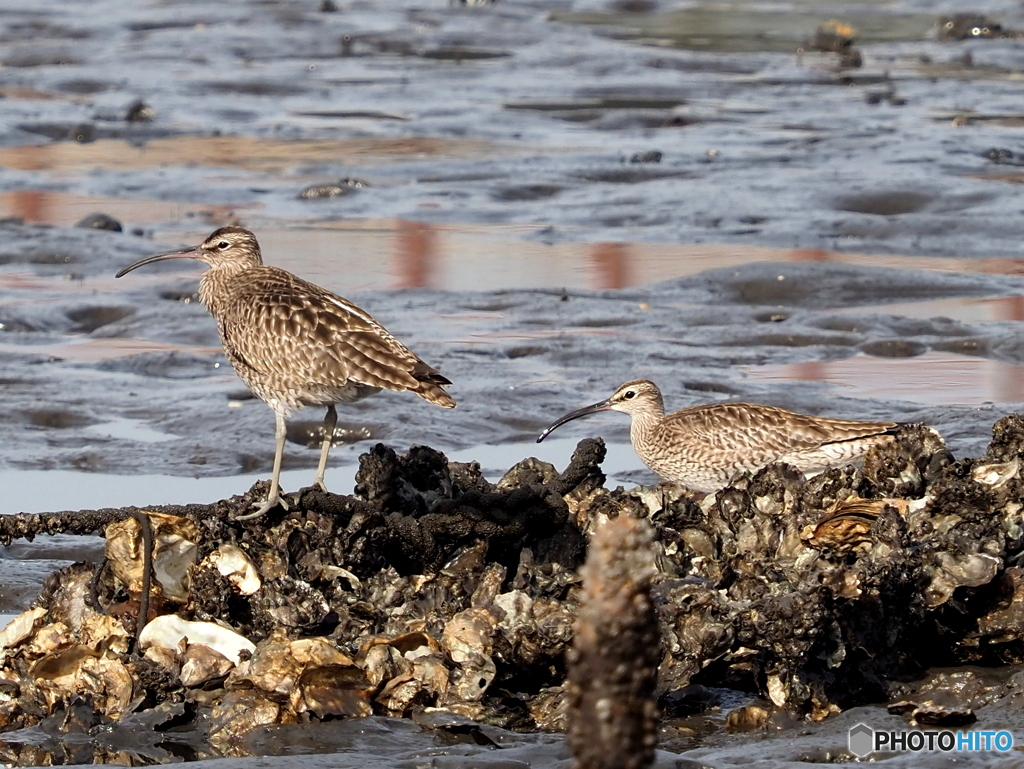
[314,479,328,492]
[235,490,290,521]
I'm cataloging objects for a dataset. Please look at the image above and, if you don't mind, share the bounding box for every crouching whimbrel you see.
[117,226,455,519]
[537,379,897,493]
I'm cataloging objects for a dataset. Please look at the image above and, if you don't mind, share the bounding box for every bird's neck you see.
[628,399,665,445]
[199,264,249,312]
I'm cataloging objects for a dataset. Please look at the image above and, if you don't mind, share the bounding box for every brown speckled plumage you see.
[198,247,453,413]
[117,226,454,518]
[537,379,897,493]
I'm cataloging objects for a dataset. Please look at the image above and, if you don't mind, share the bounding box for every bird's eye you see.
[217,241,230,250]
[623,390,636,399]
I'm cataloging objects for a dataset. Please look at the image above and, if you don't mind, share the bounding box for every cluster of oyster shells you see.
[1,415,1024,761]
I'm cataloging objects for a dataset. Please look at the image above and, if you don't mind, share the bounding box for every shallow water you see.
[0,224,1023,480]
[3,0,1024,765]
[0,436,647,519]
[745,350,1024,407]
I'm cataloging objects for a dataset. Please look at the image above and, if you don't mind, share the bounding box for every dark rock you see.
[124,99,154,123]
[74,213,123,232]
[935,14,1018,41]
[298,179,368,199]
[629,151,662,164]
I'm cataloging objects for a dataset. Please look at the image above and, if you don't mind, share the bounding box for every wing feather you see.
[660,403,895,466]
[218,267,444,395]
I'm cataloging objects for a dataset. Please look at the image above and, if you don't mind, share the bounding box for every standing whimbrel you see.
[117,226,455,519]
[537,379,897,493]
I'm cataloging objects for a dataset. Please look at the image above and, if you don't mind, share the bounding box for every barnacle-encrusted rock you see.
[567,514,660,769]
[0,608,46,657]
[442,608,497,702]
[205,545,261,595]
[139,615,255,667]
[106,512,199,602]
[227,632,371,717]
[5,417,1024,756]
[179,643,235,688]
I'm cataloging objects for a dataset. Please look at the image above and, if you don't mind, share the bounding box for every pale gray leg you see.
[314,404,338,491]
[237,411,290,521]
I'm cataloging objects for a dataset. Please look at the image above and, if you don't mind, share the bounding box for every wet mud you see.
[1,223,1024,486]
[4,0,1024,254]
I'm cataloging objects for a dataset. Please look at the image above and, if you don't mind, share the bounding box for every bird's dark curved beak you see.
[115,246,201,278]
[536,399,612,443]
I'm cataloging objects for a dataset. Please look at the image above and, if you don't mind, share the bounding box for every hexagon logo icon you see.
[849,723,874,757]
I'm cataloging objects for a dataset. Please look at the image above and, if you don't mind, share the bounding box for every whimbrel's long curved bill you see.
[536,399,612,443]
[115,246,202,278]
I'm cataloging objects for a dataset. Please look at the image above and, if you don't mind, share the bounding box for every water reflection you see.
[0,338,220,364]
[134,226,1024,306]
[747,351,1024,407]
[6,187,1024,299]
[3,190,1024,407]
[0,189,207,229]
[553,6,938,53]
[394,219,438,289]
[1,191,49,223]
[0,136,491,175]
[590,242,630,290]
[993,294,1024,322]
[0,437,645,515]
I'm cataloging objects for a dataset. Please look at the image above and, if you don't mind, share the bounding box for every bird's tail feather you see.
[416,382,456,408]
[411,361,454,406]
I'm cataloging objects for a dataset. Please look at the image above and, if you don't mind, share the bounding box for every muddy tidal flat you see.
[4,0,1024,766]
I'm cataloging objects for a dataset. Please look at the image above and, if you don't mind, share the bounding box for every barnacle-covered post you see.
[567,514,661,769]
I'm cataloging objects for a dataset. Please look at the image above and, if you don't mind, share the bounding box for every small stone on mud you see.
[124,99,155,123]
[630,150,662,164]
[935,14,1017,41]
[75,213,122,232]
[297,178,368,199]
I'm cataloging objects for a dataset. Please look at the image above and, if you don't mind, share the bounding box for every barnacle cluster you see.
[0,415,1024,762]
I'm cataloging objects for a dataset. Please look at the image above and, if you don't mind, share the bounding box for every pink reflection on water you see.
[747,351,1024,407]
[394,220,438,289]
[590,242,630,290]
[6,189,1024,302]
